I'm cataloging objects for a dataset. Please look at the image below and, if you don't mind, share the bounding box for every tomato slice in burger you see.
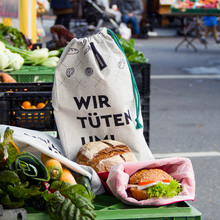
[138,179,171,185]
[162,179,171,183]
[138,180,156,185]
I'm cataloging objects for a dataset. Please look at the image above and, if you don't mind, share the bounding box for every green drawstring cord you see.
[107,29,143,129]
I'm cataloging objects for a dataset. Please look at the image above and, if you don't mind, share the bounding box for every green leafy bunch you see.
[0,127,19,171]
[0,127,96,220]
[117,35,148,63]
[0,127,49,208]
[43,181,96,220]
[0,23,27,49]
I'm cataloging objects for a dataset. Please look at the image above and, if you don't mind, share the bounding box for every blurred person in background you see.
[120,0,144,38]
[97,0,122,23]
[50,0,73,30]
[201,16,220,44]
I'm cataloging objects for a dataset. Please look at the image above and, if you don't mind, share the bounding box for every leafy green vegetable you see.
[0,170,41,208]
[117,35,148,63]
[147,180,181,198]
[0,170,20,186]
[7,51,24,70]
[0,127,96,220]
[4,43,60,68]
[0,41,5,50]
[43,181,96,220]
[57,47,65,56]
[0,50,9,71]
[0,23,27,49]
[25,195,47,211]
[10,152,50,182]
[77,175,95,201]
[41,56,59,67]
[0,127,19,171]
[48,50,60,57]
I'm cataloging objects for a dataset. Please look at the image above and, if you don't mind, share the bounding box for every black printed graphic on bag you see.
[73,94,133,145]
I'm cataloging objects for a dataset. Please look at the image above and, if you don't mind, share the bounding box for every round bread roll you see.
[77,140,137,172]
[129,169,173,184]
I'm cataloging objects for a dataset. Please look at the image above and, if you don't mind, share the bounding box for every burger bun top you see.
[129,168,173,184]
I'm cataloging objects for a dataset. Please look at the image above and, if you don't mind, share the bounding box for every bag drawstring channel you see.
[107,29,143,129]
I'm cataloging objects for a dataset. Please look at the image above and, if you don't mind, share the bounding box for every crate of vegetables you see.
[194,0,220,13]
[171,0,197,13]
[0,82,56,131]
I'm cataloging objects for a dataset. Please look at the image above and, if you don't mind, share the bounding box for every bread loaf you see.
[77,140,137,172]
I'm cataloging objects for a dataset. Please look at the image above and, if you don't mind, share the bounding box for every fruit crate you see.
[26,194,202,220]
[130,63,150,146]
[9,65,55,83]
[193,0,220,13]
[172,0,220,13]
[0,82,56,131]
[171,0,197,13]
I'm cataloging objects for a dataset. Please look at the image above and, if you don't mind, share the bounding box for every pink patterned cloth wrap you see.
[106,157,195,206]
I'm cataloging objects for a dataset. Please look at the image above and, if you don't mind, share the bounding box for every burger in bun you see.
[128,168,181,200]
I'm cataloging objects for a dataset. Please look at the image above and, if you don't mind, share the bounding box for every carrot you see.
[41,153,63,181]
[0,72,17,83]
[41,153,51,164]
[59,166,77,185]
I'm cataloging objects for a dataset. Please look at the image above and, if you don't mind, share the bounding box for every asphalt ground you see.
[42,19,219,219]
[135,36,220,220]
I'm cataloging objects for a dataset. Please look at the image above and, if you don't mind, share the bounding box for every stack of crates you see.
[1,63,151,145]
[130,63,151,146]
[0,82,56,133]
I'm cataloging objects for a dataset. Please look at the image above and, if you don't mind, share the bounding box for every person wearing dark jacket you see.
[120,0,144,37]
[50,0,73,29]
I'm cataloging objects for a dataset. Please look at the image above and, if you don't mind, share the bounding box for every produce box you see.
[9,66,55,83]
[171,0,197,13]
[193,0,220,13]
[0,82,56,132]
[171,0,220,13]
[130,63,150,145]
[26,194,202,220]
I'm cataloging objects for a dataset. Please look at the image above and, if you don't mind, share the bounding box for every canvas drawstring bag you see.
[52,28,154,162]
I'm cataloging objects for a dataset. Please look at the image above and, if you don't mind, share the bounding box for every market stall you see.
[160,0,220,51]
[0,8,202,218]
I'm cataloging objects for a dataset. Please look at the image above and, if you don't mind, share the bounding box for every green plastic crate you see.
[9,66,55,83]
[94,195,202,220]
[26,194,202,220]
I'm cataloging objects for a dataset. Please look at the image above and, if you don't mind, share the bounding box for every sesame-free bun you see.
[77,140,137,173]
[129,169,173,200]
[129,169,173,184]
